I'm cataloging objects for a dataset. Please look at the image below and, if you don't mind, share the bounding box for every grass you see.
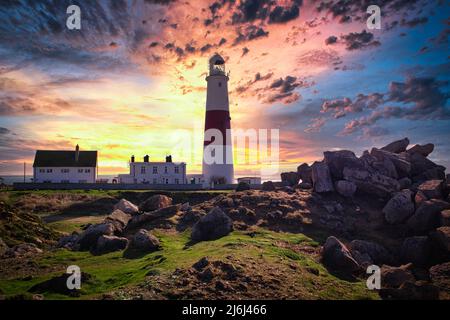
[0,228,378,300]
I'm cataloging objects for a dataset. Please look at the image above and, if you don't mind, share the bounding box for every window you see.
[175,179,179,184]
[39,169,45,173]
[153,166,157,174]
[47,169,53,173]
[61,169,69,173]
[174,166,179,174]
[164,166,168,174]
[85,169,90,173]
[165,178,169,184]
[141,166,146,174]
[78,169,83,173]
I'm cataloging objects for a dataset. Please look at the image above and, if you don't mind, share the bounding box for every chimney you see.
[131,155,135,163]
[166,155,172,163]
[75,144,80,162]
[144,155,149,162]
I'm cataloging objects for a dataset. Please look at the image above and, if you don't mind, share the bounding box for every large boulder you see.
[129,229,160,253]
[407,143,434,157]
[128,204,181,228]
[414,167,446,182]
[407,200,450,234]
[280,172,300,187]
[335,180,357,198]
[432,227,450,252]
[95,235,128,255]
[191,207,233,242]
[104,209,132,234]
[297,163,312,184]
[140,195,172,212]
[417,180,444,200]
[262,181,276,191]
[236,181,251,191]
[370,148,411,178]
[380,138,409,154]
[381,263,415,288]
[410,153,444,177]
[322,236,360,274]
[77,223,115,251]
[113,199,139,215]
[324,150,362,180]
[343,167,400,198]
[311,162,334,193]
[349,240,391,266]
[383,190,415,224]
[400,236,431,266]
[57,233,79,250]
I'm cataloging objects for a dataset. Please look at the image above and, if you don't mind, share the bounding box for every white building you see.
[237,177,262,185]
[187,174,206,185]
[33,145,97,183]
[118,155,187,184]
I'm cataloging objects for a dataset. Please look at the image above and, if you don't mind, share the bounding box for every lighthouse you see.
[202,54,234,185]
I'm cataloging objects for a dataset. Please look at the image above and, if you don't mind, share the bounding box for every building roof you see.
[33,150,97,168]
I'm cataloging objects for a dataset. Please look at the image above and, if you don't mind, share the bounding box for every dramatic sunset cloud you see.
[0,0,449,180]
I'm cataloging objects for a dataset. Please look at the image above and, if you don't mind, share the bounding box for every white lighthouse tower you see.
[202,54,234,185]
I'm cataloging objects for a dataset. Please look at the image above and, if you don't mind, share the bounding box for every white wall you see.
[34,167,96,183]
[119,162,187,184]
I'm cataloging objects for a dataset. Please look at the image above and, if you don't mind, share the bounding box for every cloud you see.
[234,26,269,45]
[322,93,384,118]
[304,117,326,133]
[0,127,11,135]
[268,2,302,24]
[325,35,338,45]
[340,30,381,51]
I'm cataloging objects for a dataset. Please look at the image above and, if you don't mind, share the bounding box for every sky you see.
[0,0,449,180]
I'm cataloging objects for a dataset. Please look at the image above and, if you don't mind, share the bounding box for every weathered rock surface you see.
[343,166,400,198]
[432,227,450,252]
[429,262,450,296]
[95,235,128,254]
[129,204,181,228]
[383,190,415,224]
[400,236,431,266]
[140,195,172,212]
[113,199,139,215]
[324,150,362,180]
[4,243,43,258]
[407,200,450,234]
[280,172,300,187]
[261,181,276,191]
[381,263,415,288]
[311,162,334,193]
[335,180,357,198]
[104,209,131,233]
[77,223,115,251]
[349,240,391,266]
[440,210,450,227]
[191,207,233,242]
[370,148,410,178]
[417,180,444,199]
[129,229,160,253]
[322,236,360,273]
[297,163,312,184]
[407,143,434,157]
[381,138,409,154]
[236,181,251,191]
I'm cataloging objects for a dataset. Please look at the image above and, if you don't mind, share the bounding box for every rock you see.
[383,189,415,224]
[267,210,283,219]
[380,280,439,300]
[236,181,251,191]
[95,235,128,254]
[129,229,160,252]
[140,195,172,212]
[311,162,334,193]
[440,210,450,227]
[296,182,312,190]
[191,207,233,242]
[417,180,444,199]
[343,167,400,198]
[410,152,443,177]
[297,163,312,184]
[77,223,115,251]
[407,143,434,157]
[371,157,398,179]
[407,200,450,234]
[57,233,79,250]
[322,236,360,274]
[324,150,362,180]
[400,236,431,266]
[414,167,446,182]
[370,148,411,178]
[381,138,409,153]
[5,243,42,258]
[381,263,415,288]
[198,267,214,282]
[113,199,139,215]
[261,181,276,191]
[280,172,300,187]
[349,240,391,266]
[398,177,412,190]
[447,174,450,185]
[104,209,131,233]
[29,272,93,296]
[129,204,181,228]
[193,257,210,271]
[0,238,8,257]
[429,262,450,294]
[433,227,450,252]
[414,190,428,207]
[335,180,357,198]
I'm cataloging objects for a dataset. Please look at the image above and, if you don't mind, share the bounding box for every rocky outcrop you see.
[128,204,181,228]
[104,209,132,234]
[381,263,415,288]
[297,163,312,184]
[191,207,233,242]
[417,180,444,200]
[407,200,450,234]
[407,143,434,157]
[311,162,334,193]
[140,195,172,212]
[128,229,160,253]
[113,199,139,215]
[400,236,431,266]
[321,236,360,274]
[343,166,400,198]
[370,148,411,178]
[280,172,300,187]
[324,150,362,180]
[262,181,276,191]
[349,240,391,267]
[335,180,357,198]
[95,235,128,254]
[77,223,115,251]
[383,190,415,224]
[381,137,409,154]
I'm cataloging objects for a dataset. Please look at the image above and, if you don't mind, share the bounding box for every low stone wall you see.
[12,182,261,191]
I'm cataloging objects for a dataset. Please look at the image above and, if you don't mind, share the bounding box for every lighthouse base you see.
[202,163,234,186]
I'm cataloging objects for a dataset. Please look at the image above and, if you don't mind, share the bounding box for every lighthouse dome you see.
[209,53,226,76]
